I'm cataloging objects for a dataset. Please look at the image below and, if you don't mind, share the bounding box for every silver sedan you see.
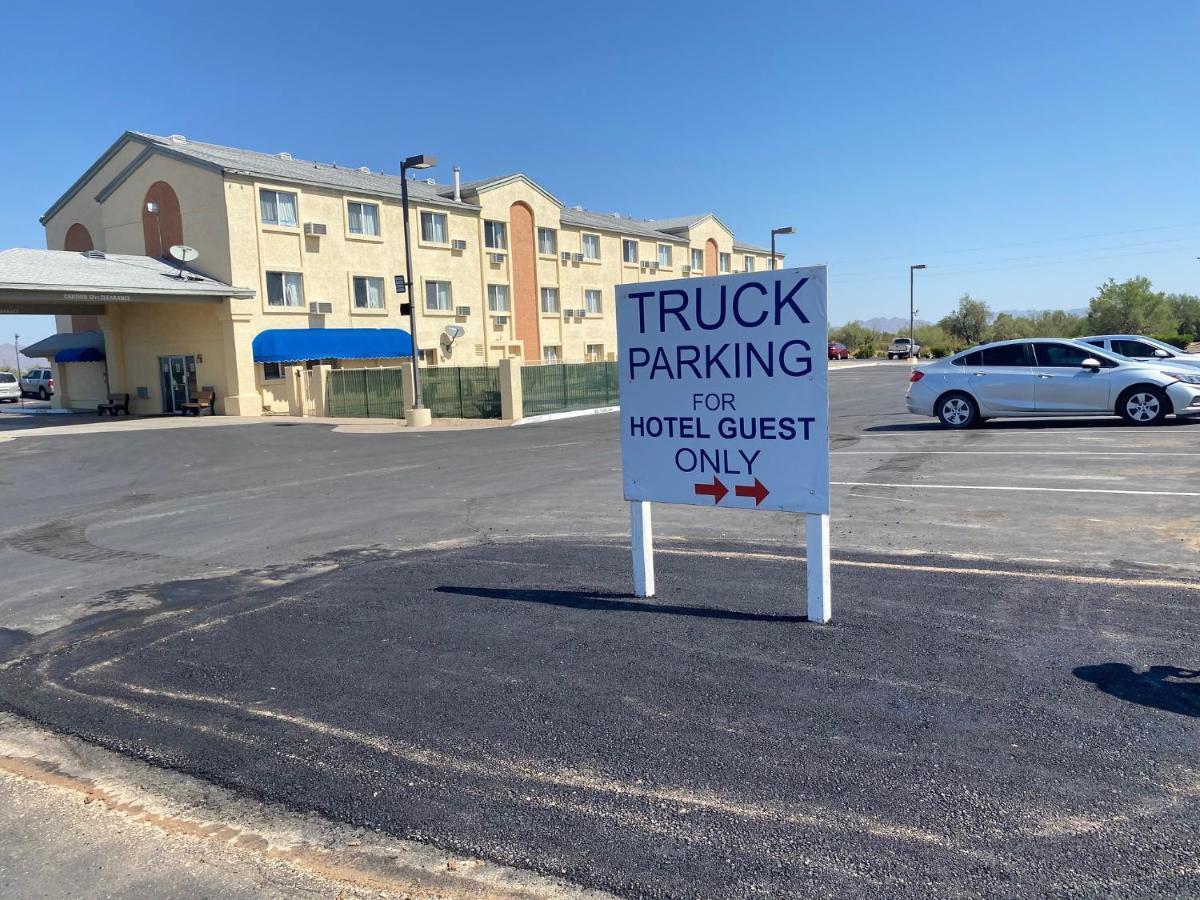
[1078,334,1200,370]
[906,338,1200,428]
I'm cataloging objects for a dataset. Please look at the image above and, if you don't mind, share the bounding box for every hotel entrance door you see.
[159,355,197,414]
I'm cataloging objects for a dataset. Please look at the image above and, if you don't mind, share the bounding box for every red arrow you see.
[694,476,728,504]
[735,478,770,506]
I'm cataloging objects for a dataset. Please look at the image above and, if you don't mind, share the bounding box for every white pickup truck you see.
[886,337,920,360]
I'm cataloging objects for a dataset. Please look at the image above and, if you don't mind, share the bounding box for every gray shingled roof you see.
[0,248,254,297]
[559,208,687,243]
[133,133,478,211]
[644,214,712,233]
[733,240,774,255]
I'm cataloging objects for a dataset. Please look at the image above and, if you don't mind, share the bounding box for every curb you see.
[515,405,619,426]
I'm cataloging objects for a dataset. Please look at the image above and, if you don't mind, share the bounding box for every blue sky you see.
[2,0,1197,347]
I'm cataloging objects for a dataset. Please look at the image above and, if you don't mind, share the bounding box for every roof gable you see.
[450,173,563,208]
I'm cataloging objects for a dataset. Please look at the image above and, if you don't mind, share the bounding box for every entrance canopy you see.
[252,328,413,364]
[0,248,254,314]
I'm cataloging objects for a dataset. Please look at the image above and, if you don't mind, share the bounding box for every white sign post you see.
[617,266,831,622]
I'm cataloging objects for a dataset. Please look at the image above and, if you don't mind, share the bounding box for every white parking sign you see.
[616,266,832,621]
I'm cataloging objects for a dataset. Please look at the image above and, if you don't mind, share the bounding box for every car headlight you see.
[1167,371,1200,385]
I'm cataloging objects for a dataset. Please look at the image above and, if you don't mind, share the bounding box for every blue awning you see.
[252,328,413,364]
[55,346,106,363]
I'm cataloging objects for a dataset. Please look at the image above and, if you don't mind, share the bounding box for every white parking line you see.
[832,481,1200,497]
[831,450,1195,457]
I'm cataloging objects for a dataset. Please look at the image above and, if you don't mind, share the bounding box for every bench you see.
[97,393,130,416]
[181,389,216,416]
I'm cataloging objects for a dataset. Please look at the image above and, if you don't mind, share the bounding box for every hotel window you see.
[690,248,703,271]
[582,233,601,260]
[348,201,380,236]
[420,211,448,243]
[259,189,298,227]
[586,343,605,360]
[537,227,557,255]
[424,280,453,312]
[584,288,603,315]
[543,345,561,363]
[623,240,639,264]
[484,220,508,250]
[265,271,304,307]
[352,276,384,309]
[420,349,438,366]
[488,284,510,312]
[540,287,560,313]
[658,244,672,268]
[744,255,755,272]
[262,361,285,380]
[719,252,731,274]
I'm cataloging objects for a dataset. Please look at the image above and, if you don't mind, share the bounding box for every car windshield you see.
[0,373,15,383]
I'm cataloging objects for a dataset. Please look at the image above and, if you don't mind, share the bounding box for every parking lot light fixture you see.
[770,226,795,270]
[399,154,438,412]
[909,264,926,355]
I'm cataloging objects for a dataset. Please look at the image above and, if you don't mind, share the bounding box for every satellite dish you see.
[169,245,199,263]
[444,324,465,340]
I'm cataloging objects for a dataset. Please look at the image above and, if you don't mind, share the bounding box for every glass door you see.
[159,356,197,413]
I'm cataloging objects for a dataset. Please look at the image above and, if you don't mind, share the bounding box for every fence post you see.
[312,365,331,417]
[399,359,416,411]
[499,357,524,421]
[287,365,305,416]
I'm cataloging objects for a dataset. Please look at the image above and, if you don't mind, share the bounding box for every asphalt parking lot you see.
[1,361,1198,897]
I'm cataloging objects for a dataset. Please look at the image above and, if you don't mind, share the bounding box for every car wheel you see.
[1118,386,1169,425]
[38,387,47,400]
[937,392,978,429]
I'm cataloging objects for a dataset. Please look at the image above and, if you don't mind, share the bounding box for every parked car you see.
[19,368,53,399]
[0,372,20,402]
[906,338,1200,428]
[1078,334,1200,370]
[828,341,850,360]
[887,337,920,359]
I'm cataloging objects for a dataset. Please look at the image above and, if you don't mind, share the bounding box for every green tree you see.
[988,313,1028,342]
[1165,293,1200,337]
[1085,277,1174,335]
[938,294,992,346]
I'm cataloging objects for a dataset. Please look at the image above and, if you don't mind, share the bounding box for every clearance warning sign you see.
[617,267,829,515]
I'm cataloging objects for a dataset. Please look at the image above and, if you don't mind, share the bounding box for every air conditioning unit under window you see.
[560,251,572,263]
[304,222,327,237]
[451,239,467,251]
[572,253,585,263]
[309,301,334,315]
[640,260,651,270]
[488,252,505,265]
[493,315,509,326]
[454,305,471,317]
[682,266,691,275]
[578,310,589,318]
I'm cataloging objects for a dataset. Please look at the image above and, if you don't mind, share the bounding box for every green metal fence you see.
[326,367,406,419]
[421,366,502,418]
[521,361,620,416]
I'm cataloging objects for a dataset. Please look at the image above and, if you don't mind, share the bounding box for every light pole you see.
[909,264,926,358]
[399,153,437,413]
[770,226,794,270]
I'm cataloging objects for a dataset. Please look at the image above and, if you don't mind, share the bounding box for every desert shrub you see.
[853,345,876,359]
[1150,333,1195,351]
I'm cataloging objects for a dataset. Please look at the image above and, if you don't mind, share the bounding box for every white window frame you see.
[424,280,453,312]
[581,232,601,261]
[420,210,448,244]
[352,275,385,310]
[265,271,304,308]
[690,248,703,271]
[623,239,639,264]
[347,200,381,237]
[262,361,285,380]
[658,244,673,268]
[719,252,731,274]
[584,288,603,315]
[543,345,561,363]
[484,220,508,250]
[540,287,560,314]
[259,189,299,227]
[487,283,510,312]
[537,227,557,255]
[585,343,605,361]
[744,255,755,272]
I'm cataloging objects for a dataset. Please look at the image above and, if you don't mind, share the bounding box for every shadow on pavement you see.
[1074,663,1200,718]
[434,585,806,623]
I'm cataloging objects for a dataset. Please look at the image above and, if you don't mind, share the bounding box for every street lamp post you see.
[399,153,437,414]
[909,264,926,358]
[770,226,795,270]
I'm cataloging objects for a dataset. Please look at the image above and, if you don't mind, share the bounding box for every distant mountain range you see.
[0,344,49,371]
[995,308,1088,319]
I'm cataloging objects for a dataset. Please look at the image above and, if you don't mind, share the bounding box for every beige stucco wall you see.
[42,141,146,254]
[58,361,109,408]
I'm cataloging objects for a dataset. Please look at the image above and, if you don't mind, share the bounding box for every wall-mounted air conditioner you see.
[309,301,334,315]
[682,266,691,275]
[560,251,572,263]
[303,222,327,237]
[578,310,589,318]
[451,239,467,251]
[571,253,585,263]
[640,260,651,270]
[455,305,471,317]
[488,252,505,265]
[493,315,509,326]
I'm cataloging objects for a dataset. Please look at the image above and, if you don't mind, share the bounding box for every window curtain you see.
[348,204,363,234]
[260,192,277,224]
[283,274,302,306]
[277,193,297,226]
[362,204,379,235]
